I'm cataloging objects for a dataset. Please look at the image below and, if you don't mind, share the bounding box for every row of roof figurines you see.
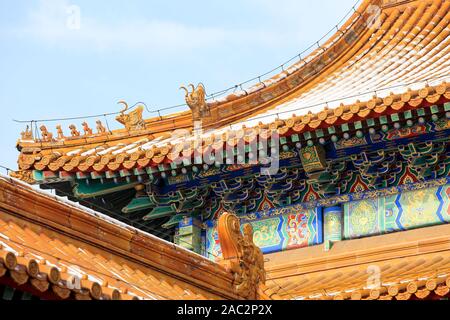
[19,84,209,143]
[19,80,450,143]
[21,120,109,142]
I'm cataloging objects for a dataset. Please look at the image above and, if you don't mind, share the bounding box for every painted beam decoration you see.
[206,204,323,260]
[10,0,450,266]
[15,97,450,258]
[344,183,450,239]
[299,145,327,173]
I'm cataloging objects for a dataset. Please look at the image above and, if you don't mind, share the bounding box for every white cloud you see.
[12,0,293,54]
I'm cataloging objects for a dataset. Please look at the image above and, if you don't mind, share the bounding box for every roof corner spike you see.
[180,83,211,122]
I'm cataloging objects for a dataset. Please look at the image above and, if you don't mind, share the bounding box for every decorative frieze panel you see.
[344,184,450,239]
[323,207,343,251]
[205,204,323,260]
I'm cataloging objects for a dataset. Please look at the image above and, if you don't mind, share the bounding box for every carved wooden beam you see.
[217,212,266,300]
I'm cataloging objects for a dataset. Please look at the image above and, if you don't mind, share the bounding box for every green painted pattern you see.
[344,184,450,239]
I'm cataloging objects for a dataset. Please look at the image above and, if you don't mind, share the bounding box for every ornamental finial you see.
[180,83,210,121]
[217,212,266,300]
[115,101,146,131]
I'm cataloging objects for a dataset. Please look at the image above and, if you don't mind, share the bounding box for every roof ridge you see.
[0,174,240,299]
[14,80,450,175]
[15,0,376,148]
[0,173,206,260]
[381,0,423,10]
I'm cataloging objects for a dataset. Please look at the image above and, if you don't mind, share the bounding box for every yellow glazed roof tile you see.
[0,175,240,300]
[264,223,450,300]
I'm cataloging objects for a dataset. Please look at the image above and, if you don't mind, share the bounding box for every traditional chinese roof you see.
[16,82,450,176]
[15,0,450,176]
[265,223,450,300]
[0,175,244,300]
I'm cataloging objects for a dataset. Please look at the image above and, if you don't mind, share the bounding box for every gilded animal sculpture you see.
[69,124,80,137]
[82,121,93,136]
[180,83,210,121]
[115,101,146,131]
[39,125,53,142]
[218,212,266,299]
[96,120,107,134]
[56,125,65,139]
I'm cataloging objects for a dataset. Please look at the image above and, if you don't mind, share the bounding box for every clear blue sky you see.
[0,0,356,171]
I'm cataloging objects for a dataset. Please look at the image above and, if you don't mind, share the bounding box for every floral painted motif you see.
[251,218,282,249]
[385,124,427,140]
[372,124,430,142]
[334,136,368,150]
[434,118,450,131]
[345,199,379,238]
[345,183,450,239]
[205,224,221,261]
[398,188,441,229]
[205,206,322,259]
[325,212,341,237]
[285,214,309,249]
